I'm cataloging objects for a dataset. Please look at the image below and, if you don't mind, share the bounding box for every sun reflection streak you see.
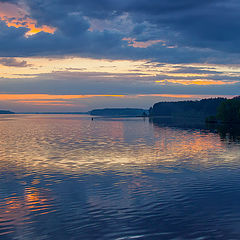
[0,186,54,236]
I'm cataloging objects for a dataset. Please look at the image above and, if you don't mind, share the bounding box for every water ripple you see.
[0,115,240,239]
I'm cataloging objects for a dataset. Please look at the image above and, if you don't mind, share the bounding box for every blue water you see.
[0,114,240,239]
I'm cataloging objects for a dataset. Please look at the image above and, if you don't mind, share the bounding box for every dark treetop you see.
[149,98,226,119]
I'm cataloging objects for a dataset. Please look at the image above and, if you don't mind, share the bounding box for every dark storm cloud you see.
[0,20,208,63]
[1,0,240,63]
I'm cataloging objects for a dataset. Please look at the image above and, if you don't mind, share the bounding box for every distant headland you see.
[0,110,15,114]
[90,108,148,117]
[149,96,240,124]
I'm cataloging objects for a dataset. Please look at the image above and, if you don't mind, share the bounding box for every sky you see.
[0,0,239,112]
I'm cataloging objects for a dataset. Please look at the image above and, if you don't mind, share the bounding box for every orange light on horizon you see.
[0,94,125,101]
[18,101,68,103]
[17,100,76,106]
[0,93,234,108]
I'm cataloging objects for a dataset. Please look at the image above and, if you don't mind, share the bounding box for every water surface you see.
[0,114,240,239]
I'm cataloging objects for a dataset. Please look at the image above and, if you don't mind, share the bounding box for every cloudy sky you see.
[0,0,239,112]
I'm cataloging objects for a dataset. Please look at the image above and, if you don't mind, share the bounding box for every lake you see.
[0,114,240,239]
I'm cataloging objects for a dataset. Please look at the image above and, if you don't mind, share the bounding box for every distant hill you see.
[90,108,148,117]
[149,98,226,119]
[0,110,15,114]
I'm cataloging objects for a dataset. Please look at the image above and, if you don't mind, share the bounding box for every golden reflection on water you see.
[2,187,53,213]
[0,115,239,176]
[0,186,54,235]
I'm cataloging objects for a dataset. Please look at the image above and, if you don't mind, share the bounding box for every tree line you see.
[149,96,240,123]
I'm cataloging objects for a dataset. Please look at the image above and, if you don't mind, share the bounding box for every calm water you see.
[0,114,240,240]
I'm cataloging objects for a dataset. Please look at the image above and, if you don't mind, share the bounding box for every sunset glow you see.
[1,1,240,239]
[0,0,238,111]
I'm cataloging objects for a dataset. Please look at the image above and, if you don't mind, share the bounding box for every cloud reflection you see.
[0,115,239,177]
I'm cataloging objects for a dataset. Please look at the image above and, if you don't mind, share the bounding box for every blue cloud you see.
[0,0,240,64]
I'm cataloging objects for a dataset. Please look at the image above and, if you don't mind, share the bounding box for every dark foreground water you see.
[0,114,240,240]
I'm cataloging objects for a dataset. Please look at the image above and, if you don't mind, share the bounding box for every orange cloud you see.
[0,94,124,107]
[155,79,238,85]
[0,2,55,36]
[17,100,73,106]
[18,100,67,103]
[0,93,233,101]
[0,94,125,101]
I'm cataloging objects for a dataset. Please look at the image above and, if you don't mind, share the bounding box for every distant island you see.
[149,96,240,124]
[0,110,15,114]
[90,108,148,117]
[20,112,88,115]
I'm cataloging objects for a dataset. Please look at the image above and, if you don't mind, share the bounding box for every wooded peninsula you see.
[149,96,240,123]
